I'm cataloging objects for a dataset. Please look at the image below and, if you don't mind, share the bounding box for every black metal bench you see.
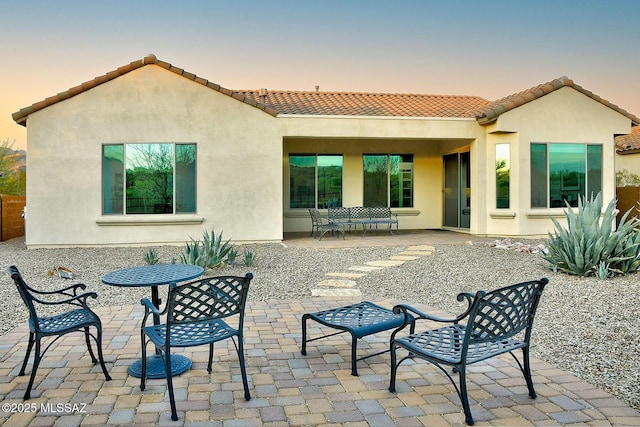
[328,207,399,236]
[301,301,414,376]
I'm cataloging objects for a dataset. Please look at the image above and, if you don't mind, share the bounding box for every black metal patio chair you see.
[7,265,112,399]
[139,273,253,421]
[308,208,345,240]
[389,278,548,425]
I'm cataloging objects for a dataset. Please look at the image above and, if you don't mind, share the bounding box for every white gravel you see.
[0,236,638,410]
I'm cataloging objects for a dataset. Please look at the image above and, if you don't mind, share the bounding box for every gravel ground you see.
[0,236,638,410]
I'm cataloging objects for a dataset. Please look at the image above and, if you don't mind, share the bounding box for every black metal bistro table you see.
[102,264,204,378]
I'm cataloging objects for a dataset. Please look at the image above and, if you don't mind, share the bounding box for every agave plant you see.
[179,229,233,269]
[542,192,640,277]
[143,248,160,265]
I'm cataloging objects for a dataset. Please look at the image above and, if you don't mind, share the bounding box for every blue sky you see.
[2,0,639,149]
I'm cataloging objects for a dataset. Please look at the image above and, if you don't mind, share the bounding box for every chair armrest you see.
[141,297,163,315]
[32,291,97,308]
[29,282,87,297]
[140,297,165,327]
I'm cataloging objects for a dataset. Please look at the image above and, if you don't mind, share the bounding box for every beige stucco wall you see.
[482,87,631,237]
[24,65,282,247]
[616,152,640,178]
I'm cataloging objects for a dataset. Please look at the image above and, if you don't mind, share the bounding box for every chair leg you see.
[236,337,251,401]
[19,332,35,376]
[24,338,42,400]
[457,365,475,426]
[389,342,398,392]
[140,335,147,391]
[207,343,214,373]
[164,350,178,421]
[84,326,98,364]
[522,347,537,398]
[94,325,112,381]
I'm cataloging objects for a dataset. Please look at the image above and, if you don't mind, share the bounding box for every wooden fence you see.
[0,195,26,241]
[616,186,640,226]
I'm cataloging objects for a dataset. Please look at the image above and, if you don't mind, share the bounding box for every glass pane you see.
[126,144,174,214]
[587,145,602,199]
[549,144,585,208]
[102,145,124,214]
[290,155,315,208]
[317,155,342,208]
[496,144,510,209]
[363,155,388,206]
[460,152,470,228]
[390,154,413,208]
[443,153,459,227]
[175,144,196,213]
[530,144,547,208]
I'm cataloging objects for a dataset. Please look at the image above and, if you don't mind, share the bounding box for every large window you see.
[102,143,196,215]
[289,154,343,209]
[363,154,413,207]
[530,143,602,208]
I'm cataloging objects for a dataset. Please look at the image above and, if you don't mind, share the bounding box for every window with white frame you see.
[530,143,602,208]
[102,143,196,215]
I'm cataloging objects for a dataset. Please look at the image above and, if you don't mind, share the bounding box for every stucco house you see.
[12,54,640,248]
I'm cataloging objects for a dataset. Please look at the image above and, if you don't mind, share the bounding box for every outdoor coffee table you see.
[102,264,204,378]
[301,301,414,376]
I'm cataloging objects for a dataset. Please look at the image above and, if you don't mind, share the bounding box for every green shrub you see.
[143,248,160,265]
[542,193,640,277]
[244,250,255,267]
[179,229,233,269]
[227,247,238,266]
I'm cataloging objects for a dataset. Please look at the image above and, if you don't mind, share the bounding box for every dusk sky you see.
[2,0,639,150]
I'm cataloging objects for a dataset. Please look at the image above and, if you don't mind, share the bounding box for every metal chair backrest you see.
[328,207,350,222]
[8,265,40,326]
[465,278,547,345]
[167,274,253,326]
[308,208,322,225]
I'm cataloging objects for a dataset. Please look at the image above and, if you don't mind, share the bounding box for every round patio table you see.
[102,264,204,378]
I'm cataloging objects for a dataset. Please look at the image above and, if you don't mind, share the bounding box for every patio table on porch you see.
[102,263,204,378]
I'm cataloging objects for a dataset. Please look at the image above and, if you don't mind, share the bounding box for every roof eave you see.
[11,54,277,126]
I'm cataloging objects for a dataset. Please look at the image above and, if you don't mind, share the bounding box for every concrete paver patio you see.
[1,230,639,426]
[1,297,639,426]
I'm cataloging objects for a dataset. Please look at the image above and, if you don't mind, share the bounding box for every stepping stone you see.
[349,266,383,272]
[389,255,420,261]
[407,245,435,252]
[317,279,357,288]
[365,260,405,267]
[311,288,362,297]
[398,251,433,256]
[326,272,367,279]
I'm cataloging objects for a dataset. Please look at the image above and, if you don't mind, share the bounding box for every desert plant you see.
[244,250,255,267]
[226,247,238,266]
[143,248,160,265]
[179,229,233,269]
[542,192,640,277]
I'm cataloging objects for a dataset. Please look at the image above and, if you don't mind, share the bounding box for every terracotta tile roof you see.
[475,76,640,126]
[11,55,640,129]
[237,90,489,118]
[616,125,640,154]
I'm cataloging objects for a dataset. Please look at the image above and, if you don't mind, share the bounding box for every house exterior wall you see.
[24,66,282,247]
[616,152,640,178]
[482,87,630,237]
[20,66,636,246]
